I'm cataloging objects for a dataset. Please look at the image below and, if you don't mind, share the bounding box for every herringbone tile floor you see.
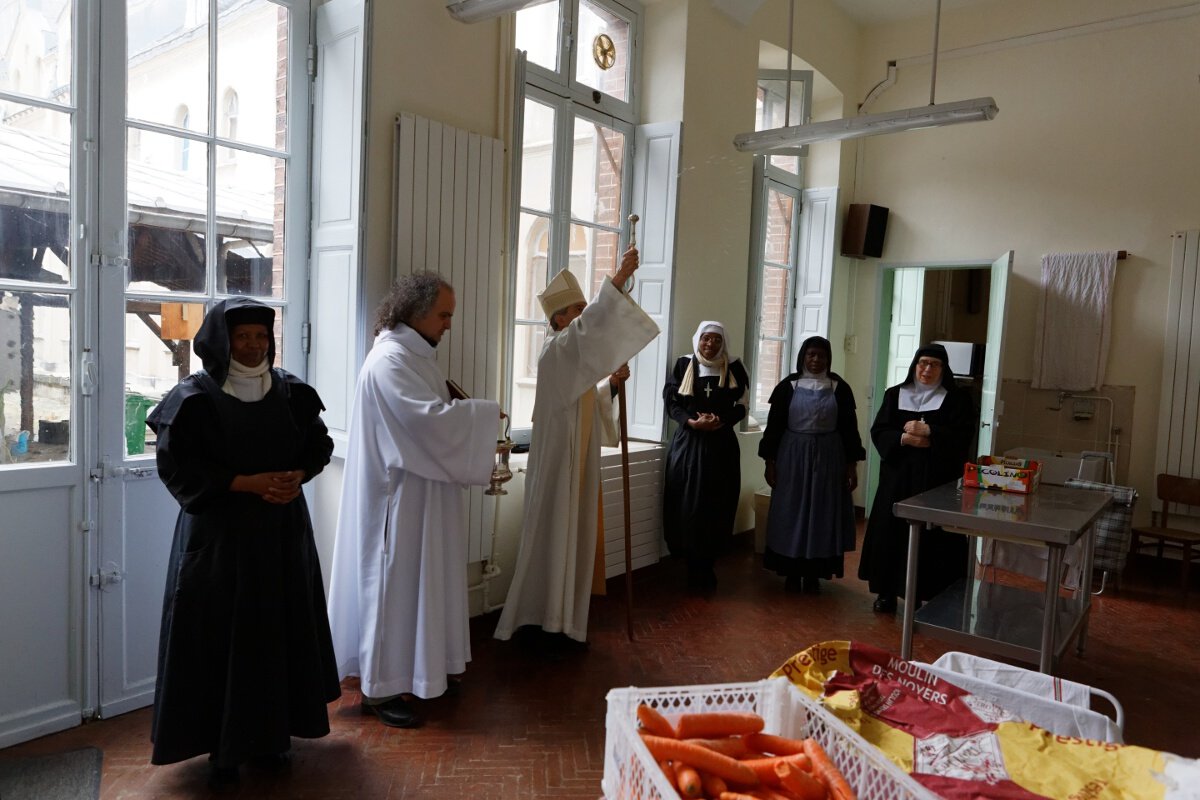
[4,528,1199,798]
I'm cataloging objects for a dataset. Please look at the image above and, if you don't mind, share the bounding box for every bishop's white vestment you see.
[494,279,659,642]
[327,324,499,699]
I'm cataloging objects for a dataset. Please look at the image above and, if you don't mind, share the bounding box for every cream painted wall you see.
[836,0,1200,519]
[361,2,507,311]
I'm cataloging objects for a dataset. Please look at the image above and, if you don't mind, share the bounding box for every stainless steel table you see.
[894,481,1110,673]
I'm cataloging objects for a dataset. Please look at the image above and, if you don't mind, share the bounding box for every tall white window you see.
[508,0,640,430]
[746,70,811,419]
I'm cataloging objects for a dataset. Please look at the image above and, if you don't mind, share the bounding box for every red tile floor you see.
[3,528,1198,798]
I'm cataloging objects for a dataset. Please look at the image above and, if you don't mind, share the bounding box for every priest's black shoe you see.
[362,697,421,728]
[872,594,897,613]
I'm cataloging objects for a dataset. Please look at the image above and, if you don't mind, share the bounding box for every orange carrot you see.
[775,759,827,800]
[739,754,813,787]
[676,711,765,739]
[750,788,802,800]
[802,739,856,800]
[683,737,753,759]
[640,735,759,786]
[718,793,761,800]
[674,761,703,798]
[658,759,678,791]
[745,732,810,756]
[700,771,729,798]
[637,703,678,738]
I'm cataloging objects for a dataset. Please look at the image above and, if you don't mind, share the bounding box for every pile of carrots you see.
[635,704,856,800]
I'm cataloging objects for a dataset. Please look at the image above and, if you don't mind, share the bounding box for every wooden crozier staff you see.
[618,213,640,641]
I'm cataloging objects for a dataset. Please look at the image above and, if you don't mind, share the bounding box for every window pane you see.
[569,223,619,299]
[124,299,193,456]
[127,128,208,293]
[520,99,555,212]
[576,0,629,103]
[0,110,73,285]
[759,265,790,338]
[764,187,795,264]
[570,118,624,226]
[757,80,804,174]
[514,212,550,321]
[0,0,73,106]
[515,1,560,74]
[216,0,288,150]
[753,338,783,415]
[1,290,71,464]
[127,0,209,132]
[510,321,544,429]
[216,148,283,298]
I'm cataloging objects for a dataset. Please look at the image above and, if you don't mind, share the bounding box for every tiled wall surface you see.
[993,379,1134,485]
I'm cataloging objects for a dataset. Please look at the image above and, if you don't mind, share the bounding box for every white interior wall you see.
[837,0,1200,520]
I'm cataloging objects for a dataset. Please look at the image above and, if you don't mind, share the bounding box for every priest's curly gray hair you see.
[374,271,453,335]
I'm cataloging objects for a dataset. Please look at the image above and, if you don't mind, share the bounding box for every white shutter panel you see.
[627,121,681,442]
[309,0,366,454]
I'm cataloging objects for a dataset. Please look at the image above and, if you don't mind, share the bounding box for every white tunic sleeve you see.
[537,279,659,413]
[357,346,500,487]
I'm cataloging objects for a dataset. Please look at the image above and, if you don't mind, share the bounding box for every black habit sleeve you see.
[757,376,795,462]
[662,356,694,427]
[716,359,750,427]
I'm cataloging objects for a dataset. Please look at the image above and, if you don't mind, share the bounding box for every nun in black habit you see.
[661,320,749,591]
[146,297,339,785]
[858,343,975,613]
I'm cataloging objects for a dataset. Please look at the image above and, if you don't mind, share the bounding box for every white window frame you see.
[506,0,642,440]
[744,69,812,422]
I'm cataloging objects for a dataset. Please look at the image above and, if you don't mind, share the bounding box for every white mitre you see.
[537,269,586,319]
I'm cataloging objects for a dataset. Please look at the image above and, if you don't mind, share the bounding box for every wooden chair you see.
[1130,473,1200,596]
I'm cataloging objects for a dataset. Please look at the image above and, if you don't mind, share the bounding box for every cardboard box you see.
[963,455,1041,494]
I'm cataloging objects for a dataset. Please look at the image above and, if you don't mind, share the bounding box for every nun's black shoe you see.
[362,697,422,728]
[802,576,821,594]
[784,575,804,592]
[872,595,897,613]
[249,752,291,771]
[208,764,240,790]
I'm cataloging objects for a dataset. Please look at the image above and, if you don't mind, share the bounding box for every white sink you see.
[1002,447,1106,485]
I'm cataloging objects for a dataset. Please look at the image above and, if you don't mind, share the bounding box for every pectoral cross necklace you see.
[704,383,713,398]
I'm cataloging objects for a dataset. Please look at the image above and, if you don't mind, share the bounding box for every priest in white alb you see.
[494,245,659,645]
[327,272,501,728]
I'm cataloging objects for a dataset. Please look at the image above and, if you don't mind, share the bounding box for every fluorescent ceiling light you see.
[734,97,998,153]
[446,0,541,23]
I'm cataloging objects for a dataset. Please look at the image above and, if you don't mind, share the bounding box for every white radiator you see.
[600,443,666,577]
[1155,229,1200,515]
[393,112,505,562]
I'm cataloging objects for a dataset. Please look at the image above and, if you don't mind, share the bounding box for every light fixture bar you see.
[446,0,542,23]
[733,96,998,153]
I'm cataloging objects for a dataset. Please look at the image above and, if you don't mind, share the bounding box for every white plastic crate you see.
[603,677,937,800]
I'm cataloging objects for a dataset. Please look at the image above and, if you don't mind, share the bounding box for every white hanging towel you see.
[1031,251,1117,391]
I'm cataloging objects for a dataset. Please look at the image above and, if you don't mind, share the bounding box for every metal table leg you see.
[1040,544,1064,673]
[1077,521,1097,655]
[901,520,922,660]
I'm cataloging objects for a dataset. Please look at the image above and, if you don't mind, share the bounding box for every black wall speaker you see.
[841,203,889,259]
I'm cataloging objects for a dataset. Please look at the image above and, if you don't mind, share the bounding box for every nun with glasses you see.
[662,320,749,591]
[758,335,865,593]
[858,342,975,614]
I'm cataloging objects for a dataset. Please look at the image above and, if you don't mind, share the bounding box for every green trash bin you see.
[125,393,156,455]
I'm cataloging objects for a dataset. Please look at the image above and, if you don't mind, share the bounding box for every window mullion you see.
[548,96,575,284]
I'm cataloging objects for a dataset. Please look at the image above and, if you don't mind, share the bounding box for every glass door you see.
[93,0,311,717]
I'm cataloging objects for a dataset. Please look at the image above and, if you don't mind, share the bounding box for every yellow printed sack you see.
[772,641,1200,800]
